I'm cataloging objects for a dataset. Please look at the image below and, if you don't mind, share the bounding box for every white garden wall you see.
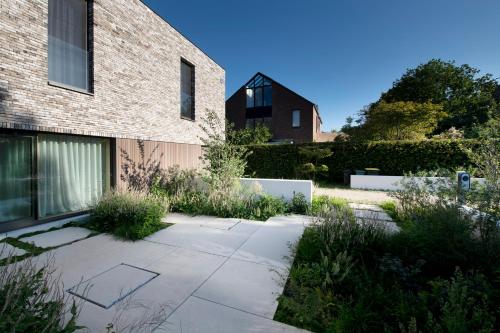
[351,175,485,191]
[240,178,313,203]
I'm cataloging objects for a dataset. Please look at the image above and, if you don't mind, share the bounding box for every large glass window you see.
[37,134,110,218]
[48,0,90,91]
[246,74,272,108]
[0,135,33,223]
[0,133,111,229]
[292,110,301,128]
[181,60,195,120]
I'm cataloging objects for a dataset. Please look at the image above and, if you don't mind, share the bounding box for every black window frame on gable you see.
[48,0,94,94]
[246,74,272,108]
[180,59,195,121]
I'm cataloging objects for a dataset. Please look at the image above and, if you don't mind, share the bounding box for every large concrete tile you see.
[68,263,159,309]
[161,296,309,333]
[349,203,386,212]
[354,209,392,221]
[146,224,250,257]
[20,227,93,248]
[232,217,307,269]
[46,235,176,288]
[164,213,240,230]
[0,242,26,260]
[194,259,285,319]
[76,247,226,333]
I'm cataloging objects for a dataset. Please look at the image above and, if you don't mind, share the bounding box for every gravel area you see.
[314,187,394,204]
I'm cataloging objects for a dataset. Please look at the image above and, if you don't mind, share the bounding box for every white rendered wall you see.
[240,178,313,203]
[351,175,485,191]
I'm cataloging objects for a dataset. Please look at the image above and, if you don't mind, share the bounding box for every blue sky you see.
[143,0,500,131]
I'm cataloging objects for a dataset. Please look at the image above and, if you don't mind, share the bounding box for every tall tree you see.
[380,59,498,133]
[344,101,446,140]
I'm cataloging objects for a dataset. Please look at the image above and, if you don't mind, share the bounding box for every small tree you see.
[199,110,250,195]
[227,123,272,145]
[297,147,332,181]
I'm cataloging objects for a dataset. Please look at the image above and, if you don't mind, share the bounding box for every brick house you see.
[0,0,225,232]
[226,72,325,143]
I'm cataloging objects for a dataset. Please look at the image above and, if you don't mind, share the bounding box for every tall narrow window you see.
[181,60,195,120]
[292,110,301,128]
[48,0,90,91]
[246,89,254,108]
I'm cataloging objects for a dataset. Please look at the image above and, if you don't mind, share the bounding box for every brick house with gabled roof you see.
[226,73,325,144]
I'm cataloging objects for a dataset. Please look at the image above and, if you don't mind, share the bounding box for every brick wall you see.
[225,79,319,143]
[0,0,225,145]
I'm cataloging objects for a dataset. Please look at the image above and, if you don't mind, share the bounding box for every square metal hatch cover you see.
[68,263,159,309]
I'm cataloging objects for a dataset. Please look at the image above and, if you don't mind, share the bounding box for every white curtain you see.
[0,135,33,223]
[48,0,88,90]
[37,135,110,218]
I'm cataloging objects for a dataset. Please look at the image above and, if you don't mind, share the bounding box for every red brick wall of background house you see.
[226,87,247,129]
[225,82,316,143]
[271,83,315,143]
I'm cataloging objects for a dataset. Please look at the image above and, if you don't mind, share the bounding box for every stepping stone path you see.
[20,227,93,248]
[348,203,400,234]
[0,243,27,260]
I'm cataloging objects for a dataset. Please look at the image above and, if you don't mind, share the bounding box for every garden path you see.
[37,214,312,333]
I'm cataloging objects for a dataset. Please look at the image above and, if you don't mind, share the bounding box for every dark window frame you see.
[246,75,272,108]
[47,0,94,95]
[180,58,195,121]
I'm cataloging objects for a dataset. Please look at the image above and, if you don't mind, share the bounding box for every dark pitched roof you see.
[227,72,322,122]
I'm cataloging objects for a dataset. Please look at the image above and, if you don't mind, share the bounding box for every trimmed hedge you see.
[245,140,480,182]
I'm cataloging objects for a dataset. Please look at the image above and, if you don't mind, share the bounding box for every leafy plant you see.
[0,253,83,333]
[290,192,310,215]
[90,190,168,240]
[120,140,162,192]
[227,123,272,145]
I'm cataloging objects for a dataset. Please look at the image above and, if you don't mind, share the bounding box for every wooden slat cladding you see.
[115,138,203,188]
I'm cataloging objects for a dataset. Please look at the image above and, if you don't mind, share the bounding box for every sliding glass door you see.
[0,135,34,223]
[0,132,111,230]
[38,134,110,218]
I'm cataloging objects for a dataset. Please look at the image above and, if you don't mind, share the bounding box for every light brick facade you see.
[0,0,225,144]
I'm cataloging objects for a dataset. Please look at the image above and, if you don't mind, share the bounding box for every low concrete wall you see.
[351,175,485,191]
[240,178,313,203]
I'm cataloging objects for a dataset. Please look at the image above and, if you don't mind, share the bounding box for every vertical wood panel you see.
[115,139,203,189]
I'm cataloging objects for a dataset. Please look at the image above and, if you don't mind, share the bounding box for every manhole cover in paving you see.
[68,263,159,309]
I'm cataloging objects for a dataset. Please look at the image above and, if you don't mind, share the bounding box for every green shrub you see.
[90,191,168,240]
[250,194,288,220]
[0,254,82,333]
[245,140,480,182]
[276,193,499,332]
[289,192,310,215]
[311,195,349,215]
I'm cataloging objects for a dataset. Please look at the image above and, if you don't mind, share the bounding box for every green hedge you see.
[245,140,480,182]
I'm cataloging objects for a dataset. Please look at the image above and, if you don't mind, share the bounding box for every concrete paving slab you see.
[354,209,392,221]
[76,247,226,333]
[356,218,400,234]
[20,227,93,248]
[68,263,159,309]
[232,217,307,269]
[0,242,27,260]
[164,213,240,230]
[44,234,177,288]
[146,223,250,257]
[161,296,310,333]
[349,203,386,212]
[194,258,285,319]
